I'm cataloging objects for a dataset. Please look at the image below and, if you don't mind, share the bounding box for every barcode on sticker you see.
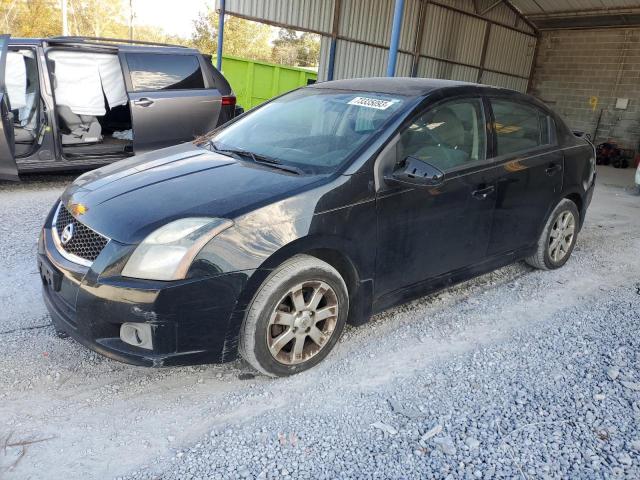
[347,97,396,110]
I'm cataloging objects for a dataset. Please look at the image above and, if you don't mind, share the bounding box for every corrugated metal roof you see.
[484,25,536,77]
[420,3,487,66]
[417,57,479,83]
[478,0,534,33]
[480,71,528,92]
[433,0,476,14]
[331,40,413,79]
[511,0,640,29]
[222,0,334,34]
[511,0,640,15]
[338,0,420,51]
[221,0,536,92]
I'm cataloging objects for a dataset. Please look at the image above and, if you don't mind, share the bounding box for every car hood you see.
[61,143,323,244]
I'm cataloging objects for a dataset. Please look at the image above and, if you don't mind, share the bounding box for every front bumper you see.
[38,226,252,367]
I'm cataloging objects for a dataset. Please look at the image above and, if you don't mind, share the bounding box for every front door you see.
[0,34,18,181]
[486,98,564,255]
[375,97,498,299]
[122,51,221,153]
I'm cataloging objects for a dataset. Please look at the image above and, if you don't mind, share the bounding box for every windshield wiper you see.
[210,142,303,175]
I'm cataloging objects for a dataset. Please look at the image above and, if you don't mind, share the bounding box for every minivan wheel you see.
[526,199,579,270]
[239,255,349,377]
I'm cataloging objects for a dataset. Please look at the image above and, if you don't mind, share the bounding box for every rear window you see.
[491,99,551,156]
[126,53,205,91]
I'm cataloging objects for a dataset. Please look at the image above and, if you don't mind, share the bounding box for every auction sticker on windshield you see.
[347,96,397,110]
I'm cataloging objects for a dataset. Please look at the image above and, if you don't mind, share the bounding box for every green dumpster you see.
[213,55,317,110]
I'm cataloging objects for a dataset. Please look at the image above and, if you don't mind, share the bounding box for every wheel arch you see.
[535,189,585,243]
[564,192,583,220]
[232,235,372,331]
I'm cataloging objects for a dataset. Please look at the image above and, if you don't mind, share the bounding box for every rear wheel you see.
[526,199,579,270]
[239,255,349,377]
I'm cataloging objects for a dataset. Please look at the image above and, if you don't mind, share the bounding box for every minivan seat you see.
[57,105,102,145]
[14,127,35,143]
[14,56,39,144]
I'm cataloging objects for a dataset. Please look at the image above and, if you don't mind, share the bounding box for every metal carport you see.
[216,0,538,92]
[216,0,640,150]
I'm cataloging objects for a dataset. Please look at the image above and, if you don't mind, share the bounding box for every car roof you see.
[310,76,510,97]
[8,37,198,54]
[8,38,43,46]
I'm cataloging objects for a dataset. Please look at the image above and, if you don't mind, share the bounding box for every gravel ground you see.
[0,167,639,479]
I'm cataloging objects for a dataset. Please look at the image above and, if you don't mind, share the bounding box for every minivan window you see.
[491,99,550,156]
[126,53,205,91]
[210,88,409,174]
[398,98,486,171]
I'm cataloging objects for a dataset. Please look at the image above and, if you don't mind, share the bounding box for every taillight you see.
[221,96,236,107]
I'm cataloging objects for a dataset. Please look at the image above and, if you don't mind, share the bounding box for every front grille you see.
[54,204,109,263]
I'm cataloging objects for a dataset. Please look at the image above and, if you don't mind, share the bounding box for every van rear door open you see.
[0,34,19,181]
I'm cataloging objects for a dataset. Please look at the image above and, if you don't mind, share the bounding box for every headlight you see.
[121,217,233,281]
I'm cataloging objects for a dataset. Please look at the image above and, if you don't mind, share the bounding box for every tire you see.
[526,199,580,270]
[54,328,69,339]
[239,254,349,377]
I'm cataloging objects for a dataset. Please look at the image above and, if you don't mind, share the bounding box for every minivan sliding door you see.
[0,34,19,180]
[121,51,221,153]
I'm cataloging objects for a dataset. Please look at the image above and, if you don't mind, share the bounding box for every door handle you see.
[134,98,154,107]
[471,185,495,200]
[545,163,562,175]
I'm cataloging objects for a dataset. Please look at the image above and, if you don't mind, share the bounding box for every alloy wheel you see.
[548,210,576,263]
[266,280,339,365]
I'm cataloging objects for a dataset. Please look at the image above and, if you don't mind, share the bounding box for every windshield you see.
[209,88,410,174]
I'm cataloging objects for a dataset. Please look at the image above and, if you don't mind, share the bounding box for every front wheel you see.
[239,255,349,377]
[526,199,580,270]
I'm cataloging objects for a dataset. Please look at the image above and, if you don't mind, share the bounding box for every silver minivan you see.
[0,35,237,181]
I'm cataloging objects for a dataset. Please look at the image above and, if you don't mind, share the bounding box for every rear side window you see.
[491,99,551,156]
[126,53,205,91]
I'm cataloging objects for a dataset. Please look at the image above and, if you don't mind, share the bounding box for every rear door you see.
[122,51,222,153]
[0,34,18,180]
[486,97,563,255]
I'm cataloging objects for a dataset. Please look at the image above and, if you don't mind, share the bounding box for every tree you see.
[271,28,299,65]
[0,0,182,45]
[298,32,320,67]
[271,28,320,67]
[66,0,127,37]
[191,7,272,62]
[0,0,62,38]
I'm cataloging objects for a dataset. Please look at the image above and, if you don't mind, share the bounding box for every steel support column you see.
[327,0,342,81]
[386,0,405,77]
[410,0,428,77]
[216,0,225,71]
[476,23,492,83]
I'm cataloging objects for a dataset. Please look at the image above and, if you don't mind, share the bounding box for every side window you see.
[491,99,551,156]
[398,98,486,172]
[126,53,205,91]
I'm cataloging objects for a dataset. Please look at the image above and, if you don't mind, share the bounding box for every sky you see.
[130,0,210,38]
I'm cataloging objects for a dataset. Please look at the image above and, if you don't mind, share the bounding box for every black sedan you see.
[37,78,596,376]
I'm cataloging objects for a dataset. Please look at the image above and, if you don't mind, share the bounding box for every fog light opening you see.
[120,323,153,350]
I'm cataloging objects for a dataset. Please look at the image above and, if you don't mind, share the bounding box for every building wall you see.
[529,28,640,149]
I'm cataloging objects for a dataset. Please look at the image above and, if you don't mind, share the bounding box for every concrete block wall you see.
[529,28,640,150]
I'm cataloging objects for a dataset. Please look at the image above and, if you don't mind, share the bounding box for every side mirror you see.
[385,156,445,187]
